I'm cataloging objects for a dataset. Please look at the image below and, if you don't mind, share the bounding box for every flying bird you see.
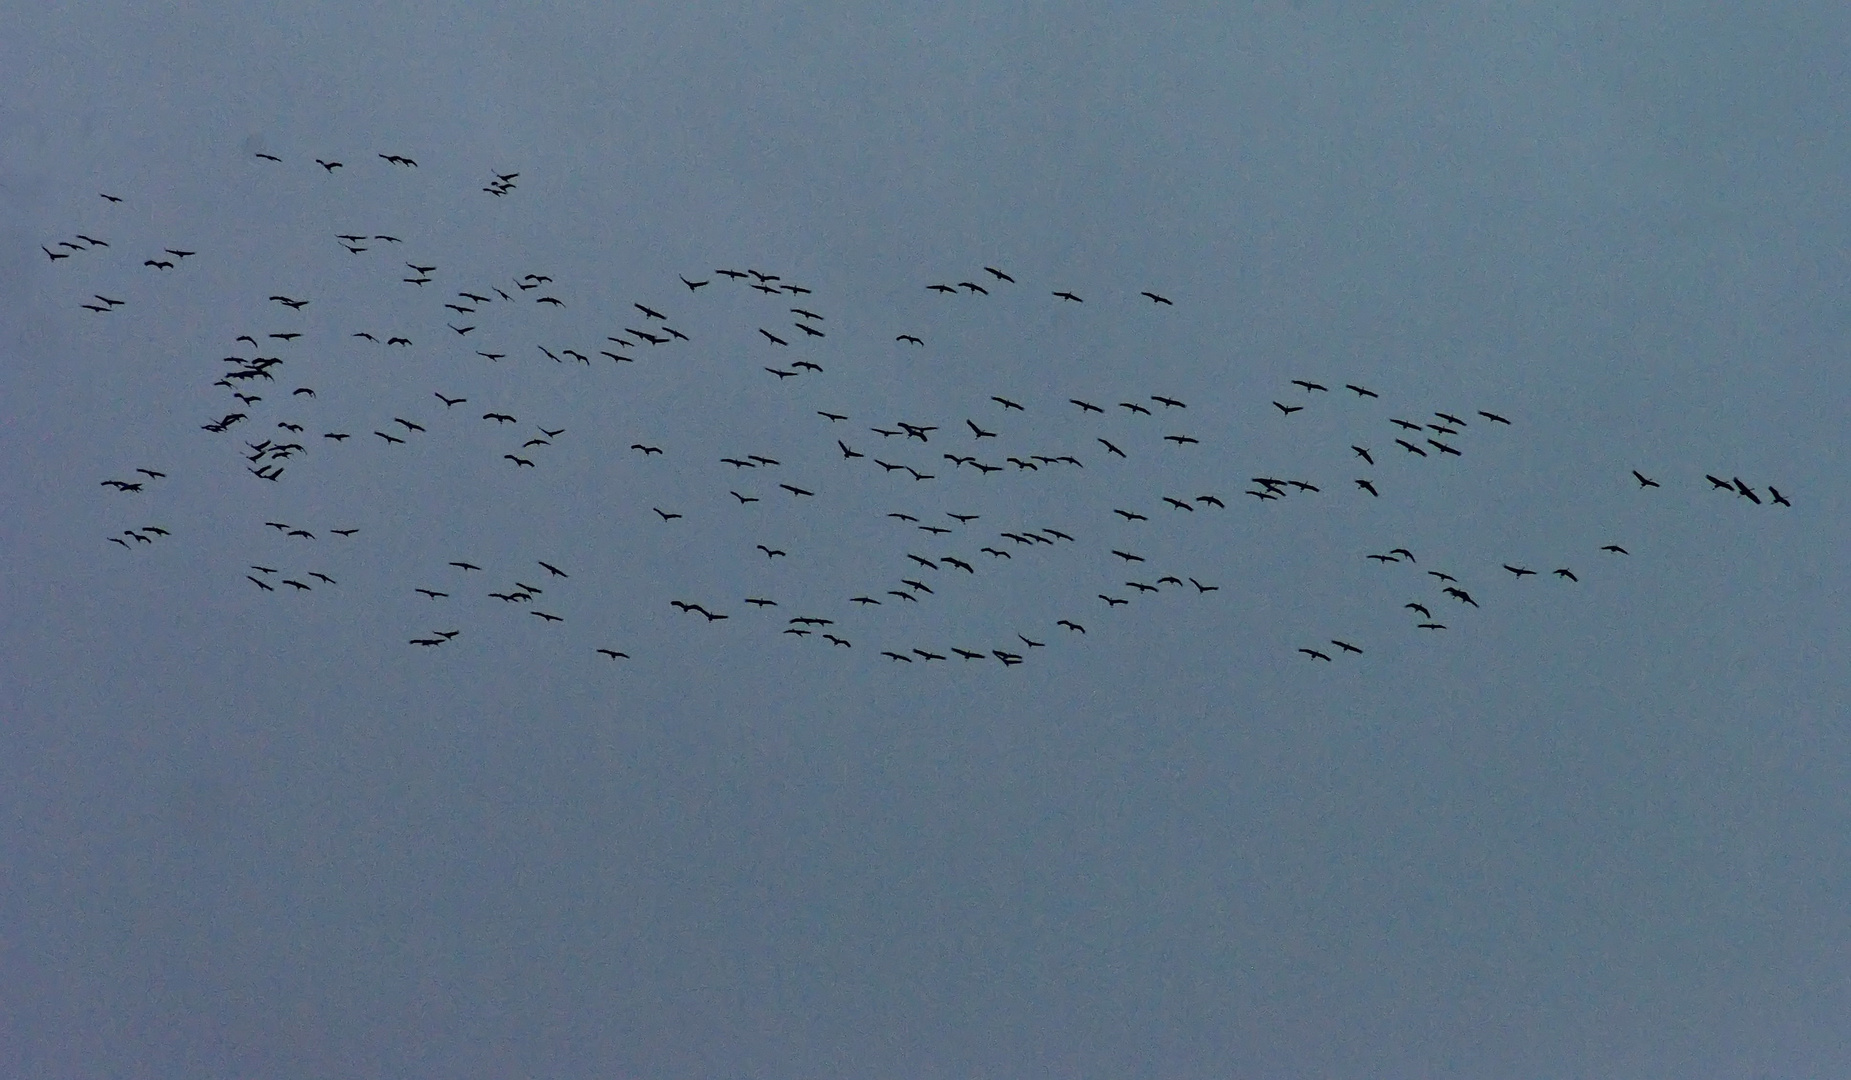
[1633,470,1660,489]
[1273,402,1302,415]
[1353,446,1374,464]
[1346,384,1379,398]
[1052,291,1083,302]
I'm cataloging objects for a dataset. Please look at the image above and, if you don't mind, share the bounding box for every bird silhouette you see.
[1356,479,1379,496]
[1633,470,1660,488]
[1273,402,1302,415]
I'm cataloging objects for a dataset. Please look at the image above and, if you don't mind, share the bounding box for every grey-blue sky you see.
[3,3,1848,1077]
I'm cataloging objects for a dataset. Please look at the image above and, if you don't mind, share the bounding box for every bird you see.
[100,192,124,201]
[247,575,274,591]
[1163,497,1194,511]
[681,275,708,290]
[779,484,814,497]
[967,420,997,438]
[1396,439,1427,457]
[1141,291,1172,304]
[450,561,481,571]
[730,492,758,504]
[984,267,1014,281]
[1406,603,1432,618]
[991,396,1024,411]
[1346,384,1379,398]
[1706,475,1733,490]
[1070,399,1104,413]
[1290,380,1327,392]
[532,611,563,623]
[1273,402,1303,415]
[757,545,785,558]
[1300,649,1333,661]
[1769,486,1791,507]
[1444,587,1478,607]
[1479,410,1511,424]
[759,329,788,346]
[375,431,405,444]
[1602,544,1629,554]
[1098,438,1126,458]
[1111,550,1145,563]
[1427,439,1462,457]
[393,418,424,432]
[1331,640,1362,654]
[416,588,448,599]
[1163,434,1199,446]
[1390,418,1424,431]
[1195,495,1224,508]
[1356,479,1379,496]
[896,335,924,345]
[1633,470,1660,489]
[1052,291,1083,302]
[1099,595,1128,607]
[1353,446,1374,464]
[818,411,847,422]
[1732,478,1761,504]
[1119,401,1151,416]
[632,443,664,455]
[597,649,630,659]
[1428,571,1457,582]
[1554,568,1578,581]
[538,561,568,578]
[1435,412,1467,427]
[1113,509,1147,521]
[1504,565,1537,578]
[315,159,342,171]
[1189,578,1219,593]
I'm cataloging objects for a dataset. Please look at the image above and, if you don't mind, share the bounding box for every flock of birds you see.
[59,150,1795,671]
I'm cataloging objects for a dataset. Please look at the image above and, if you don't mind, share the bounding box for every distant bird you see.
[247,575,274,591]
[1110,550,1144,563]
[1052,291,1083,302]
[1554,568,1578,581]
[759,329,788,345]
[1479,410,1510,424]
[393,417,424,432]
[1273,401,1302,415]
[1633,470,1660,489]
[1406,603,1432,618]
[992,396,1024,411]
[757,545,785,558]
[1706,474,1733,490]
[1098,438,1126,458]
[1070,399,1104,413]
[1300,649,1332,661]
[1099,595,1128,607]
[1428,439,1462,456]
[537,561,567,578]
[1732,478,1761,504]
[967,420,997,439]
[1291,380,1327,392]
[779,484,814,497]
[1058,620,1085,633]
[1353,446,1374,464]
[1504,565,1536,578]
[1769,486,1791,507]
[1141,291,1172,305]
[1331,640,1362,654]
[681,275,708,290]
[730,492,758,504]
[1602,545,1629,554]
[505,455,534,467]
[1163,497,1194,511]
[1113,509,1148,521]
[375,431,405,444]
[1346,384,1378,398]
[1428,571,1457,582]
[632,443,663,455]
[896,335,923,345]
[532,611,563,623]
[597,649,630,659]
[1356,479,1379,496]
[416,589,447,599]
[818,411,847,422]
[1444,587,1477,607]
[985,267,1014,282]
[100,192,124,201]
[315,159,342,172]
[1396,439,1427,457]
[1119,401,1151,416]
[1189,578,1218,593]
[1163,434,1199,446]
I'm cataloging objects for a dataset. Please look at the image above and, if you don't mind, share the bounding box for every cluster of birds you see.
[64,149,1793,670]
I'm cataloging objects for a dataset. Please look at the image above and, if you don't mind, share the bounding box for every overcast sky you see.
[4,3,1849,1077]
